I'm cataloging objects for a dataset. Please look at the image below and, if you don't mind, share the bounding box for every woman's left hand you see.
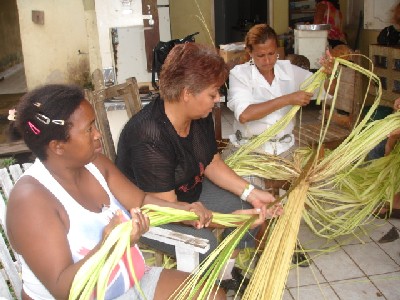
[129,208,150,244]
[184,202,213,229]
[319,49,335,75]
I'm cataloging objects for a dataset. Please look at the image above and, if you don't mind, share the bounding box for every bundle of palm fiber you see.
[69,55,400,300]
[225,55,400,299]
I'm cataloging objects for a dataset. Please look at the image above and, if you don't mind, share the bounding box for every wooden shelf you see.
[369,44,400,106]
[289,0,316,27]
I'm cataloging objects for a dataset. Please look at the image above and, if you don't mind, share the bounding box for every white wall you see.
[94,0,144,71]
[16,0,170,88]
[114,26,149,83]
[94,0,171,84]
[16,0,89,89]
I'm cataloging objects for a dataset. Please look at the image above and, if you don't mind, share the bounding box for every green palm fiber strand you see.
[69,222,128,299]
[126,239,147,300]
[70,207,257,300]
[170,217,256,300]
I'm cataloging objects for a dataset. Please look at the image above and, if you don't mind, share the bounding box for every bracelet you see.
[240,183,255,201]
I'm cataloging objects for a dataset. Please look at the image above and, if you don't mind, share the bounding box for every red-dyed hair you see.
[245,24,278,52]
[159,43,229,102]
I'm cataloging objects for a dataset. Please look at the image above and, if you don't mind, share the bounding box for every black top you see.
[116,96,218,203]
[377,25,400,46]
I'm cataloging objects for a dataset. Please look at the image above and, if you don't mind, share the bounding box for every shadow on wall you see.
[67,57,93,90]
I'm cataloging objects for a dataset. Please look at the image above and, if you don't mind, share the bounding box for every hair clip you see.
[33,102,41,108]
[35,113,65,126]
[28,121,40,135]
[8,109,16,121]
[35,113,50,124]
[52,120,65,125]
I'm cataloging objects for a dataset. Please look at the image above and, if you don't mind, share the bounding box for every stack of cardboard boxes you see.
[219,43,285,68]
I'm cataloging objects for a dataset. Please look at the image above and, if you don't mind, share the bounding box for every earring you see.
[276,53,280,59]
[249,57,254,65]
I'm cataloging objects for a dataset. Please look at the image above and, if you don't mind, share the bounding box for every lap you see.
[114,267,164,300]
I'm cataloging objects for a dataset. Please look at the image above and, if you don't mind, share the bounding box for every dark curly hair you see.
[16,84,85,161]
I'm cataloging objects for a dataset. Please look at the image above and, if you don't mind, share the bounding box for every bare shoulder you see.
[6,176,67,252]
[8,175,58,209]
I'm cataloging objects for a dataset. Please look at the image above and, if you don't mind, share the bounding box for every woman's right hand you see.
[102,209,150,245]
[287,91,313,106]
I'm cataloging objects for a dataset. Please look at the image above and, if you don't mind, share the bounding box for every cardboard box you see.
[219,43,248,67]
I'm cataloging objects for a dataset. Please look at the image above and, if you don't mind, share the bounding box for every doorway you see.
[214,0,269,46]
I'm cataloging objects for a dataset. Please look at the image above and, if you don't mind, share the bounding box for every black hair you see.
[16,84,85,161]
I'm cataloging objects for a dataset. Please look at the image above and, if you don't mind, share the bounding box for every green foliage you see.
[0,157,16,168]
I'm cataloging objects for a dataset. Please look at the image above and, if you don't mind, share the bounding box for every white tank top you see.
[19,159,145,300]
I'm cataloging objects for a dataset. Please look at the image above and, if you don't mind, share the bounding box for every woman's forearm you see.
[239,96,290,123]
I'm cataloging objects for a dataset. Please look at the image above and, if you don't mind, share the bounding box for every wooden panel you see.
[335,66,356,113]
[0,140,30,157]
[294,122,350,150]
[142,0,160,71]
[369,45,400,105]
[87,69,143,162]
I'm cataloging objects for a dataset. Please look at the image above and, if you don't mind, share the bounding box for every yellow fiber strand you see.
[242,182,309,299]
[70,53,400,300]
[69,208,256,300]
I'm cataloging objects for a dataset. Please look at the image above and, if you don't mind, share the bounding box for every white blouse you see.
[227,60,314,154]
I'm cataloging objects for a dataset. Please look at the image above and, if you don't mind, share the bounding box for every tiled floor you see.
[220,105,400,300]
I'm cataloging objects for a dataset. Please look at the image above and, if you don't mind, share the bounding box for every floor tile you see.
[378,238,400,265]
[283,288,294,300]
[288,283,339,300]
[334,228,372,246]
[297,223,338,251]
[286,264,326,288]
[343,242,400,276]
[333,220,390,246]
[330,278,383,300]
[370,272,400,300]
[389,218,400,230]
[312,248,364,281]
[366,219,397,243]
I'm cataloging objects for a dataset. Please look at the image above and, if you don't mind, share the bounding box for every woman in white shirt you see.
[227,24,314,157]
